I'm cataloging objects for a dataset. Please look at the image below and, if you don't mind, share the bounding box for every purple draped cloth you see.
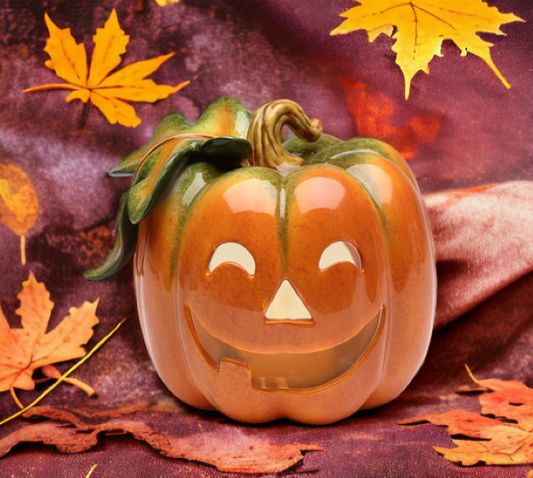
[0,1,531,476]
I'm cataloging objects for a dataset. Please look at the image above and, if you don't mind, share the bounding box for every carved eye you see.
[208,242,256,275]
[319,241,362,270]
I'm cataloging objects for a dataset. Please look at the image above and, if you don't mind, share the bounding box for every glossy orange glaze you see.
[134,146,436,423]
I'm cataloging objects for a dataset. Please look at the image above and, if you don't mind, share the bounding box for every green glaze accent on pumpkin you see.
[147,159,391,288]
[110,97,253,177]
[144,161,226,291]
[84,193,138,281]
[139,163,286,290]
[284,133,340,160]
[308,137,417,187]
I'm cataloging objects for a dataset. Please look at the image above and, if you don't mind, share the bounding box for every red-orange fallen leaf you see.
[464,366,533,433]
[401,409,532,465]
[400,368,533,466]
[0,405,320,474]
[0,273,98,400]
[339,77,441,160]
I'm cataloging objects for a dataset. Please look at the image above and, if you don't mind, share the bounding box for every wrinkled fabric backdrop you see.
[0,0,532,476]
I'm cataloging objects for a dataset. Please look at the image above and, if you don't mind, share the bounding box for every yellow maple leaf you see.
[0,273,99,406]
[330,0,524,99]
[24,10,190,127]
[155,0,181,6]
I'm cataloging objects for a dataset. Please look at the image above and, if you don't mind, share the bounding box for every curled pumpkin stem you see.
[247,99,322,170]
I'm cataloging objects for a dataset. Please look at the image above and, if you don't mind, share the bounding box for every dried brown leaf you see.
[0,405,320,474]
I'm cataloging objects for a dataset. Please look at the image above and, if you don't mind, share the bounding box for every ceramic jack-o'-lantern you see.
[86,97,436,424]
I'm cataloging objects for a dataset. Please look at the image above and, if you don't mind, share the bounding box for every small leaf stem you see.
[20,235,26,266]
[84,464,98,478]
[79,101,91,129]
[9,387,24,409]
[41,364,96,397]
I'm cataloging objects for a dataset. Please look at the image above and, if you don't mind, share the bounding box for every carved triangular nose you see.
[265,280,312,321]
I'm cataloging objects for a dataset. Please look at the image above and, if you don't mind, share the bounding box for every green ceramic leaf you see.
[109,113,190,177]
[83,193,138,281]
[127,139,203,224]
[109,97,252,177]
[200,137,252,170]
[126,136,252,225]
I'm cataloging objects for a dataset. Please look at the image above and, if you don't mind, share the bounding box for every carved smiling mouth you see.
[186,307,384,389]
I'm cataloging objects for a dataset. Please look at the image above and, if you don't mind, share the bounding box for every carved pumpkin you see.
[86,97,436,424]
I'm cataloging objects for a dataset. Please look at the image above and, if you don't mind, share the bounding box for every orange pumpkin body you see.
[89,98,436,424]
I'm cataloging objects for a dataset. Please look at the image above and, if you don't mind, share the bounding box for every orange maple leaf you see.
[0,273,99,405]
[24,10,190,127]
[0,162,39,265]
[400,366,533,466]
